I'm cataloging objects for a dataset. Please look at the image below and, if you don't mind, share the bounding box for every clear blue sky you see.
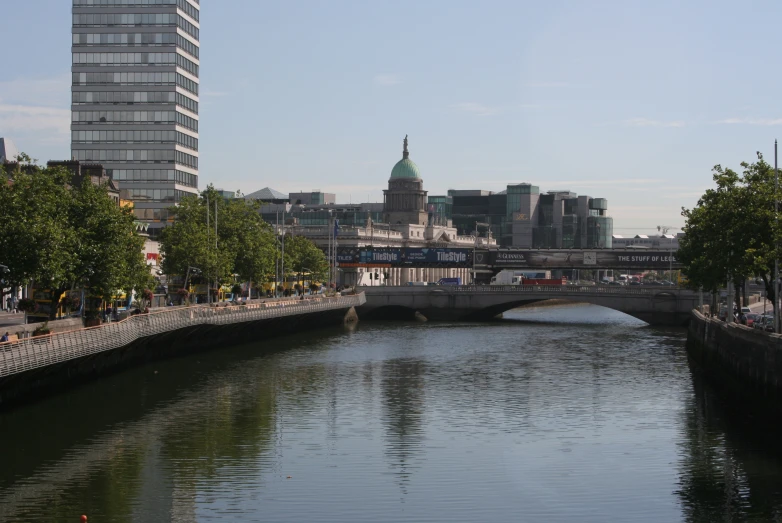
[1,0,780,234]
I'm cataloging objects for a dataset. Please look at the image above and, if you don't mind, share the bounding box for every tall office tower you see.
[71,0,200,238]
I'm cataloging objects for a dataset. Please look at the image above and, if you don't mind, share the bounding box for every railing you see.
[0,294,365,379]
[450,285,686,296]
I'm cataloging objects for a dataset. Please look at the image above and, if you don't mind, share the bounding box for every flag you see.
[334,219,340,237]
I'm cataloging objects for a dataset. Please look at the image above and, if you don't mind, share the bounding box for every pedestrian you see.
[0,332,9,342]
[6,297,11,312]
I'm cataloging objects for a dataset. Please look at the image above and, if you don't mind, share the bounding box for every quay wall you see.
[687,309,782,401]
[0,295,364,409]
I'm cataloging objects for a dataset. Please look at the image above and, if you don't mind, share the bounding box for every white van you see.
[406,281,428,286]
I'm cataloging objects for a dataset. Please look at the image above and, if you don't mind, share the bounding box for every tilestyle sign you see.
[484,250,681,269]
[335,248,472,266]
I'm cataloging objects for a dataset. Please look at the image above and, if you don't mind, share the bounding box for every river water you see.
[2,303,782,522]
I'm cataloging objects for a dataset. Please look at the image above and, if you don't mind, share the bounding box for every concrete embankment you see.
[0,295,363,409]
[687,309,782,405]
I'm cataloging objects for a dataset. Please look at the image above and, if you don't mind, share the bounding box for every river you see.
[1,303,782,522]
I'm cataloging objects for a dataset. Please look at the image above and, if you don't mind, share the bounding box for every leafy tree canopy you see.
[679,153,779,311]
[0,159,150,316]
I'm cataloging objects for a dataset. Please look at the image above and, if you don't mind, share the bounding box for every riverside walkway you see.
[0,294,365,379]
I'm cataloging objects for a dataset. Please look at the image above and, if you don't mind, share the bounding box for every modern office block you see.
[71,0,200,237]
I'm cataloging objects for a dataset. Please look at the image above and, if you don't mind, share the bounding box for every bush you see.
[17,298,37,313]
[141,288,154,302]
[33,322,51,337]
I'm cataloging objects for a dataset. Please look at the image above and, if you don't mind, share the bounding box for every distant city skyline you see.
[2,0,782,235]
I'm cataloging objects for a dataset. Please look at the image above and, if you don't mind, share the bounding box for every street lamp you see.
[183,266,200,303]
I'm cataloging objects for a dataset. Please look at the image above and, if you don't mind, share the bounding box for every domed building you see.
[383,135,428,226]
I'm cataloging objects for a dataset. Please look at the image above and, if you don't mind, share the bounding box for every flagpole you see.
[775,139,779,333]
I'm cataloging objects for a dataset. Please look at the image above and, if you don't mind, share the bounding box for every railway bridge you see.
[358,285,700,326]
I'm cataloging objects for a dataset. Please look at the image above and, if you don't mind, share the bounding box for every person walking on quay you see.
[5,297,10,312]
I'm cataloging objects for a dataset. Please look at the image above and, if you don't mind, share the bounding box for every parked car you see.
[744,313,760,327]
[741,306,752,315]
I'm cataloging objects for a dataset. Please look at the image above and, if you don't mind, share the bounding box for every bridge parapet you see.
[359,285,698,326]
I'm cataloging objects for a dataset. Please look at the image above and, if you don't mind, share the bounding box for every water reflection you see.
[677,366,782,522]
[4,306,782,521]
[382,356,426,492]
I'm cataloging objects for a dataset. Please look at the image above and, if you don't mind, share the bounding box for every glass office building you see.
[71,0,200,237]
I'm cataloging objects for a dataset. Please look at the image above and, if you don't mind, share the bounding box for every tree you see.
[0,164,77,307]
[69,177,150,305]
[679,153,779,315]
[0,160,149,319]
[160,185,278,300]
[283,235,328,289]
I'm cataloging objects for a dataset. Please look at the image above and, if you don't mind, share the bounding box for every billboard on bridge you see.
[334,248,472,267]
[480,250,679,269]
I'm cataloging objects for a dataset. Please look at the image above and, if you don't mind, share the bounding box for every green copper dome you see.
[390,134,421,179]
[390,157,421,179]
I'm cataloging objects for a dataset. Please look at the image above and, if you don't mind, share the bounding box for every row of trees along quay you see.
[678,152,780,321]
[160,185,329,304]
[0,155,151,324]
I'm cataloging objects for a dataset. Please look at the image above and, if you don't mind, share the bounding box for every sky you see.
[1,0,781,236]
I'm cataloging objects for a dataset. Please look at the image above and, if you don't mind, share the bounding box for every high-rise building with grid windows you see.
[71,0,200,238]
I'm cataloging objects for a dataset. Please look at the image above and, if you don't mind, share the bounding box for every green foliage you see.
[679,153,779,311]
[160,185,278,288]
[284,234,329,282]
[0,160,149,318]
[32,322,51,337]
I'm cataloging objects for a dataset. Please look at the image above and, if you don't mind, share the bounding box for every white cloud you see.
[373,74,401,86]
[0,104,71,137]
[716,117,782,126]
[623,118,685,128]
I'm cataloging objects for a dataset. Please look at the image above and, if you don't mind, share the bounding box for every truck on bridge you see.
[490,270,565,286]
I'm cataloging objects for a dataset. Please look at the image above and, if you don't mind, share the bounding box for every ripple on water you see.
[2,304,782,522]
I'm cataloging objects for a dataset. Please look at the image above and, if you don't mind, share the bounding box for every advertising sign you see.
[484,250,680,269]
[359,249,401,264]
[403,248,470,264]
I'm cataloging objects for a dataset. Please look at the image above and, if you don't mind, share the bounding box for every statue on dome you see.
[403,135,409,158]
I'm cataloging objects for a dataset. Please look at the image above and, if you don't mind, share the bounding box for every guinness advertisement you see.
[478,250,680,269]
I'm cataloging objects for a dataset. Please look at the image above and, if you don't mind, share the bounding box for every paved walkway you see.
[0,313,24,330]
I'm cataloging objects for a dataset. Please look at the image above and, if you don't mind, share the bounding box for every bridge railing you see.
[449,285,685,295]
[0,293,365,379]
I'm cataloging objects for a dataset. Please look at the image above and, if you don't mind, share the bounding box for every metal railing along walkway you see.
[0,294,365,379]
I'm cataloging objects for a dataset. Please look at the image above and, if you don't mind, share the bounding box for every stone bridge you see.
[358,285,700,326]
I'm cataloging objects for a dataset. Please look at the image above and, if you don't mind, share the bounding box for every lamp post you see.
[183,266,200,304]
[776,139,779,333]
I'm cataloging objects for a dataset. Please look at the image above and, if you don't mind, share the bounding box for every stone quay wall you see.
[687,309,782,398]
[0,294,364,408]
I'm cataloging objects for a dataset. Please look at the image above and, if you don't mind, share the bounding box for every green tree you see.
[679,153,779,314]
[70,178,150,303]
[0,161,149,319]
[283,235,328,288]
[160,185,278,299]
[0,164,77,304]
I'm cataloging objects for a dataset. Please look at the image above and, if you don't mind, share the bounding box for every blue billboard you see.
[404,248,470,264]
